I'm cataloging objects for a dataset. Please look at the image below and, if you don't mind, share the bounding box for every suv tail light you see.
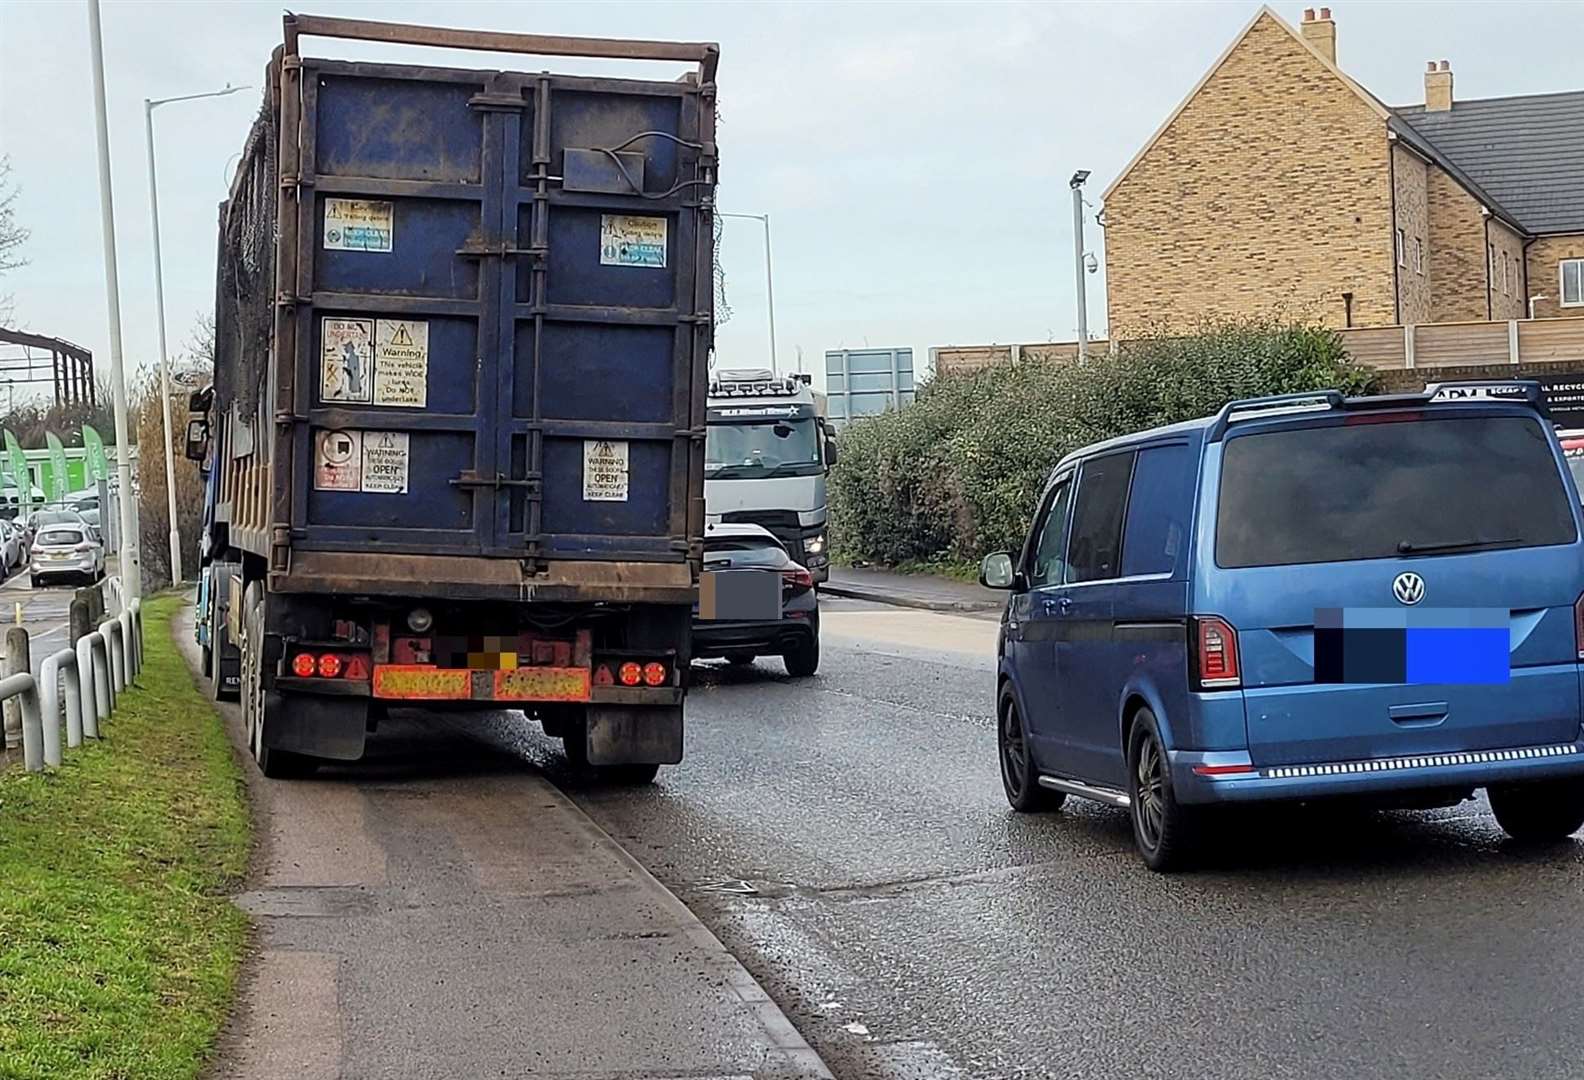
[1575,593,1584,661]
[782,567,814,591]
[1190,616,1241,690]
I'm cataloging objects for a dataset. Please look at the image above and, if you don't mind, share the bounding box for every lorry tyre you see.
[782,634,819,677]
[243,581,316,780]
[1489,779,1584,843]
[601,763,660,785]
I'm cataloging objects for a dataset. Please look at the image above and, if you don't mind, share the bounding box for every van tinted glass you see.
[1216,415,1576,568]
[1067,452,1135,582]
[1026,479,1074,588]
[1121,444,1194,577]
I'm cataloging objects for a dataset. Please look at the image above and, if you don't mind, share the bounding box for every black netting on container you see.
[218,102,277,418]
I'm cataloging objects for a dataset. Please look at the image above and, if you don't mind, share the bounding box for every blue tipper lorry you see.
[187,14,718,780]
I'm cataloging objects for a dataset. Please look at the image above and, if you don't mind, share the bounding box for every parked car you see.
[24,507,88,550]
[983,380,1584,871]
[692,523,820,676]
[30,522,104,588]
[0,519,25,573]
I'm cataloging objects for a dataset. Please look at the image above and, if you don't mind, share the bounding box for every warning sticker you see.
[321,318,373,403]
[314,429,362,491]
[360,431,410,494]
[373,319,429,408]
[583,439,629,502]
[599,214,667,268]
[324,198,393,252]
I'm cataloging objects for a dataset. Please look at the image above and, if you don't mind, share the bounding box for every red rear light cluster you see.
[289,651,370,681]
[782,567,814,591]
[1191,616,1241,690]
[596,659,671,688]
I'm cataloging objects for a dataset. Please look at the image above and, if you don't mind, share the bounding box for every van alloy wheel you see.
[997,691,1062,813]
[1133,736,1166,851]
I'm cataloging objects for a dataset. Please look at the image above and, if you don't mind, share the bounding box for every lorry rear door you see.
[292,60,710,562]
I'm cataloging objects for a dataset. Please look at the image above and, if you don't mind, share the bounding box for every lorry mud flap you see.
[586,705,683,766]
[264,691,368,761]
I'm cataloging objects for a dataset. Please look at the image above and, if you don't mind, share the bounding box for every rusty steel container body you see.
[200,15,718,774]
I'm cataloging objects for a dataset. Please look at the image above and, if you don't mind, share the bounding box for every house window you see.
[1499,254,1508,296]
[1488,243,1497,292]
[1413,238,1424,275]
[1563,259,1584,308]
[1397,229,1406,268]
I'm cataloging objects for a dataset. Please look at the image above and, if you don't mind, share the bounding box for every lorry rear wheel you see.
[601,763,660,785]
[242,582,316,780]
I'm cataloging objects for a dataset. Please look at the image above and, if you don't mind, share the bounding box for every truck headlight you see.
[805,532,826,555]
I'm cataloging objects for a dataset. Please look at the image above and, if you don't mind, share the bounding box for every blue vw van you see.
[982,381,1584,870]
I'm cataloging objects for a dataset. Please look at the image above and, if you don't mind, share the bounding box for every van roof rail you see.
[1206,390,1345,440]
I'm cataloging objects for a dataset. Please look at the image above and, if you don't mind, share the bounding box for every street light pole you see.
[719,211,778,376]
[145,83,246,586]
[1070,170,1091,362]
[87,0,140,600]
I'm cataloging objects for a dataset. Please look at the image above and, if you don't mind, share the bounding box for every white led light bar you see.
[1262,743,1577,780]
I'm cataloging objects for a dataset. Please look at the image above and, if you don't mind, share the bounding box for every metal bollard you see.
[118,608,136,682]
[69,596,93,646]
[129,598,143,673]
[40,648,81,762]
[81,630,110,736]
[101,619,125,694]
[7,671,44,773]
[3,625,28,751]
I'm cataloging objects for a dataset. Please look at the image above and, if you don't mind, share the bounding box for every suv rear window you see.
[1216,414,1577,568]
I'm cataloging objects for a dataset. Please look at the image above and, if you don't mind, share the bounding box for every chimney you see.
[1300,7,1337,66]
[1425,59,1453,112]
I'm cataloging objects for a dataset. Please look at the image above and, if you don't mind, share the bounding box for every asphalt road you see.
[464,596,1584,1080]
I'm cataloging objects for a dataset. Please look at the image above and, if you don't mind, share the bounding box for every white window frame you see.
[1396,229,1406,268]
[1561,259,1584,309]
[1499,253,1508,296]
[1413,238,1424,275]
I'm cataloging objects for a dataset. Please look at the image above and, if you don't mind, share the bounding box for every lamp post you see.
[145,83,247,585]
[1070,170,1091,362]
[87,0,141,599]
[719,211,778,376]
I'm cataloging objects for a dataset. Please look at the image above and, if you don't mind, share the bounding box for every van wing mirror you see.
[980,552,1016,589]
[184,417,210,463]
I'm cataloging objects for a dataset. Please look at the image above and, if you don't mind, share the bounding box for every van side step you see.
[1037,775,1131,808]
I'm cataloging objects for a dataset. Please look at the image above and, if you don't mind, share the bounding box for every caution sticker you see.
[373,319,429,408]
[599,214,667,268]
[583,439,629,501]
[321,318,374,403]
[314,429,362,491]
[360,431,410,494]
[324,198,393,252]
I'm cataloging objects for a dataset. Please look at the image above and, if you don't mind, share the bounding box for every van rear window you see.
[1216,415,1577,568]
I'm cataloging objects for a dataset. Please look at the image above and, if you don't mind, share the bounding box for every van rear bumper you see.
[1170,738,1584,805]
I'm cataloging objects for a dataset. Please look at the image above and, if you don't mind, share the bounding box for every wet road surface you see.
[471,596,1584,1080]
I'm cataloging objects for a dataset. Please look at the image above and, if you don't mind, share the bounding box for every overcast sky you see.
[1,0,1578,389]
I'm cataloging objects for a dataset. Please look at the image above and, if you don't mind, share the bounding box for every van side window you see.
[1121,444,1194,577]
[1067,451,1136,583]
[1025,480,1073,588]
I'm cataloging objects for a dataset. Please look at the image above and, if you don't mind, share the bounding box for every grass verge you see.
[0,595,250,1079]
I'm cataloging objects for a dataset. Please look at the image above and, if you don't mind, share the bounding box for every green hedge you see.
[830,318,1374,566]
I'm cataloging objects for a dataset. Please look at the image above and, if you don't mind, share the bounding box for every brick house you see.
[1102,6,1584,334]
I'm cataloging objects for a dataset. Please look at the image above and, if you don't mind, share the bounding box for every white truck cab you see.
[705,368,838,582]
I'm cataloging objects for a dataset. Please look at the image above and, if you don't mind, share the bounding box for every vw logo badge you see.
[1393,571,1425,606]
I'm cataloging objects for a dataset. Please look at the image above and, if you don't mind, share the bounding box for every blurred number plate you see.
[699,569,781,621]
[373,666,470,700]
[494,667,591,702]
[372,665,592,701]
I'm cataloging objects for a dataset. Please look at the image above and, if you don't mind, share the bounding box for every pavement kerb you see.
[819,579,1003,614]
[541,778,837,1080]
